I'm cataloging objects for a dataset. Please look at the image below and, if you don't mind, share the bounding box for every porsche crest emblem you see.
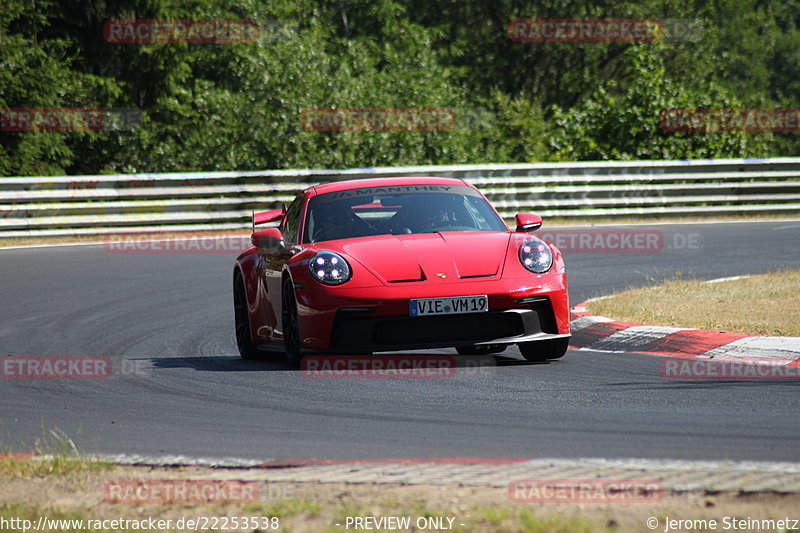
[437,273,447,279]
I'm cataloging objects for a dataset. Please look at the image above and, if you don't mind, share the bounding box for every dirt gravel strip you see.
[91,455,800,493]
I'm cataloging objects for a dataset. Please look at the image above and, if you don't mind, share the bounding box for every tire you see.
[282,277,302,366]
[455,344,507,356]
[233,273,261,360]
[518,337,569,362]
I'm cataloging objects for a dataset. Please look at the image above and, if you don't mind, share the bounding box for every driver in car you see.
[396,194,463,233]
[311,201,371,242]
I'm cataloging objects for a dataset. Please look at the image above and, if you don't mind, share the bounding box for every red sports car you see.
[233,177,570,364]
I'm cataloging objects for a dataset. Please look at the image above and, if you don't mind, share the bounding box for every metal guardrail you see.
[2,158,800,238]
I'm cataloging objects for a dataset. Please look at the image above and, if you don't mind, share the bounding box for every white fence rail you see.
[2,158,800,238]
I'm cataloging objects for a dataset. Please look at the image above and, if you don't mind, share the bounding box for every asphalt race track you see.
[1,220,799,461]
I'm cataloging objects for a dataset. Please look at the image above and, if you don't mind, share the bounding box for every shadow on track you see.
[139,352,559,373]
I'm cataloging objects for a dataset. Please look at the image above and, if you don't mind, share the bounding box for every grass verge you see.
[1,464,799,533]
[0,429,113,478]
[0,455,112,478]
[2,447,799,533]
[587,270,800,337]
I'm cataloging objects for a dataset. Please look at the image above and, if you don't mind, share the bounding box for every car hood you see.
[329,232,511,283]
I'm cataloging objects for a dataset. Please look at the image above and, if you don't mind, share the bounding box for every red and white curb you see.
[9,453,800,492]
[50,454,800,493]
[569,296,800,366]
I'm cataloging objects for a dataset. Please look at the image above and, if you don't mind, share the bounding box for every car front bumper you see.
[292,274,570,352]
[328,306,569,353]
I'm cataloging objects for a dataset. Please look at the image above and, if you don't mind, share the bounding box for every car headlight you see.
[309,251,351,285]
[519,238,553,273]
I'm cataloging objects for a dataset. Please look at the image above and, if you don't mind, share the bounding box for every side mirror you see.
[515,213,543,232]
[251,227,285,249]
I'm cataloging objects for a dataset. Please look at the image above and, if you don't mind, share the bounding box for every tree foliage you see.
[0,0,797,175]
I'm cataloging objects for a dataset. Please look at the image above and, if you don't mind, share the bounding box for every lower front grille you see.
[329,309,542,352]
[374,312,523,345]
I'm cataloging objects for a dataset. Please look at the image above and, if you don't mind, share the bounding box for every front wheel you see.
[234,273,260,360]
[282,277,302,366]
[518,337,569,362]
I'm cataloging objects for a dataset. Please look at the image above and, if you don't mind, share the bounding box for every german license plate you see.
[409,295,488,317]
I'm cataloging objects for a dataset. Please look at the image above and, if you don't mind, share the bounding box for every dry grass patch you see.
[0,455,112,478]
[2,481,800,533]
[1,453,799,533]
[588,270,800,337]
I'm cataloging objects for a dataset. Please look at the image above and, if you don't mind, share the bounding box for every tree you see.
[548,45,771,160]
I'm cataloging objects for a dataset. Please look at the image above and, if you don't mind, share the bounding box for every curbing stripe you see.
[569,320,639,349]
[254,457,530,468]
[568,315,613,333]
[569,299,800,362]
[10,454,798,492]
[0,453,36,460]
[70,454,800,492]
[705,335,800,359]
[636,329,751,356]
[590,325,684,352]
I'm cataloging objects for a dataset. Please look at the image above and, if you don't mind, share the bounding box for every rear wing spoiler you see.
[252,207,286,230]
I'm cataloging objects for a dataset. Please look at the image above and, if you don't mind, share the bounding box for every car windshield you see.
[305,184,507,243]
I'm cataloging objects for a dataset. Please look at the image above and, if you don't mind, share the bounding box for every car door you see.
[265,194,304,340]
